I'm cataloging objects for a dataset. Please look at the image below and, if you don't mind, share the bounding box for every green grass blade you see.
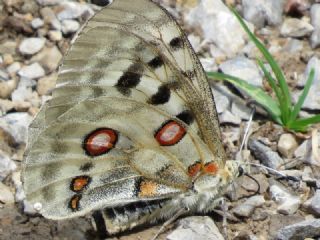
[257,59,282,102]
[207,71,282,124]
[231,8,292,122]
[291,114,320,127]
[289,68,315,123]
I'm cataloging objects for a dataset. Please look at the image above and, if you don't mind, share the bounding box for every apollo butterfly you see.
[22,0,244,236]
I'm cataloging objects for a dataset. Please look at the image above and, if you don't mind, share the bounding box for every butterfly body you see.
[22,0,243,236]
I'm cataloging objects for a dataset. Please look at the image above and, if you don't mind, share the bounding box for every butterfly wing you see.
[23,0,225,220]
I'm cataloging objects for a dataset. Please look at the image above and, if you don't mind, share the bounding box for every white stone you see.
[48,30,62,41]
[219,56,263,87]
[11,87,33,102]
[219,110,241,125]
[186,0,253,57]
[0,151,16,181]
[31,18,44,29]
[233,195,265,217]
[18,38,46,55]
[0,112,33,145]
[310,4,320,48]
[242,0,284,28]
[57,1,94,20]
[199,58,218,72]
[61,19,80,35]
[167,216,224,240]
[280,18,314,38]
[6,62,21,75]
[277,133,298,158]
[270,183,301,215]
[18,63,45,79]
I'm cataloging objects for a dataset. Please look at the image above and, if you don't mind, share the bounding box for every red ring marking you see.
[84,128,117,156]
[203,162,219,175]
[155,120,186,146]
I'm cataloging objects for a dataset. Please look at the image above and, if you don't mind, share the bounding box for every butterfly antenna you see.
[249,163,300,182]
[239,106,256,155]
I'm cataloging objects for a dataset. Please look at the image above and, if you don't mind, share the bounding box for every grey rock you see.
[31,46,63,73]
[310,4,320,48]
[231,102,252,120]
[270,182,300,215]
[282,39,304,53]
[167,216,224,240]
[303,189,320,216]
[6,62,21,75]
[294,56,320,110]
[0,151,16,181]
[57,1,94,21]
[0,69,9,81]
[40,7,61,30]
[18,63,45,79]
[212,88,230,114]
[199,58,218,72]
[0,181,14,204]
[11,171,25,202]
[280,18,314,38]
[18,77,37,88]
[276,219,320,240]
[294,132,320,166]
[242,0,284,28]
[219,110,241,125]
[18,38,46,56]
[61,19,80,35]
[248,139,285,169]
[0,112,33,145]
[233,195,265,217]
[186,0,253,57]
[277,133,298,158]
[11,87,33,102]
[219,56,263,87]
[31,18,44,29]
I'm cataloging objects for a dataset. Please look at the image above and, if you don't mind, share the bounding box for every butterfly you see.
[22,0,244,236]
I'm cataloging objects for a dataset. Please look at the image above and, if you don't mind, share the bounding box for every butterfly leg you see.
[151,207,189,240]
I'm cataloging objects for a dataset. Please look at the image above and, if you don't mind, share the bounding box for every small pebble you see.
[18,63,45,79]
[18,38,46,56]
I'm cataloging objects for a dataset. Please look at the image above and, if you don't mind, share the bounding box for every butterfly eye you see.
[238,166,244,176]
[83,128,118,156]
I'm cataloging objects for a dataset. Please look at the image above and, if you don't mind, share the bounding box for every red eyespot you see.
[84,128,117,156]
[155,120,186,146]
[203,162,219,175]
[70,176,91,192]
[69,194,81,211]
[188,162,201,177]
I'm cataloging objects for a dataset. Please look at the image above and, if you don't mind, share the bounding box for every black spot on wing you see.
[147,84,171,105]
[80,162,94,172]
[169,37,184,50]
[115,63,143,96]
[148,56,164,69]
[176,110,194,125]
